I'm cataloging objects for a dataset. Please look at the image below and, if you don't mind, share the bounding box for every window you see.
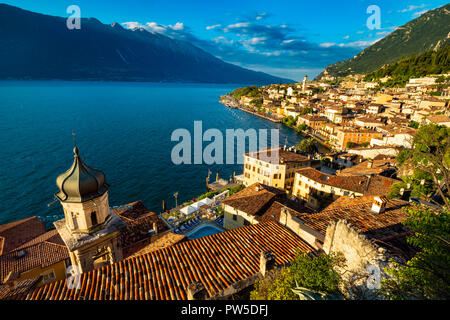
[91,211,98,225]
[232,214,237,221]
[72,212,78,230]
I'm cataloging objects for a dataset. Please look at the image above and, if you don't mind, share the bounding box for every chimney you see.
[153,222,158,235]
[259,250,276,277]
[187,281,208,300]
[371,196,387,214]
[367,159,374,168]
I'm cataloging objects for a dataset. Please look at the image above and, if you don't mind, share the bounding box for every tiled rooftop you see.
[25,221,314,300]
[222,183,286,216]
[298,196,410,238]
[246,148,310,164]
[0,229,69,284]
[296,167,397,196]
[113,201,169,257]
[0,277,42,300]
[337,159,397,176]
[0,217,46,255]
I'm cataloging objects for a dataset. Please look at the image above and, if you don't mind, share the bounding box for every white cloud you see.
[145,22,167,33]
[343,35,350,39]
[122,21,186,35]
[376,31,391,36]
[319,42,336,48]
[121,21,144,30]
[170,22,184,31]
[321,39,380,49]
[206,24,221,30]
[246,37,267,45]
[227,22,250,29]
[213,36,234,45]
[413,9,429,16]
[398,4,426,13]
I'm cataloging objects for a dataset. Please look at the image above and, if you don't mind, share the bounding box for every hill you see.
[317,4,450,79]
[364,44,450,87]
[0,4,293,84]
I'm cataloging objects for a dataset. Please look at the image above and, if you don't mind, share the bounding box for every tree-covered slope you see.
[317,4,450,79]
[364,44,450,87]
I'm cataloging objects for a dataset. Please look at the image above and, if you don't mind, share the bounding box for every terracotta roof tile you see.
[25,221,314,300]
[0,277,42,300]
[297,196,410,238]
[246,148,310,164]
[113,201,169,257]
[296,167,397,196]
[0,217,46,255]
[0,230,69,283]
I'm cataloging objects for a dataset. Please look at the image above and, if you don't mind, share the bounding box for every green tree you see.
[300,107,313,115]
[408,121,420,129]
[297,123,309,133]
[282,115,297,127]
[296,138,318,155]
[197,190,219,201]
[381,206,450,300]
[388,169,435,201]
[250,253,344,300]
[395,124,450,208]
[346,141,356,149]
[360,142,370,148]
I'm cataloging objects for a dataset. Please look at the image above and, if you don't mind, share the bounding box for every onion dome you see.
[55,147,109,203]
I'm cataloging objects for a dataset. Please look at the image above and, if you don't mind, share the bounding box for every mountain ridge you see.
[0,4,294,84]
[317,3,450,80]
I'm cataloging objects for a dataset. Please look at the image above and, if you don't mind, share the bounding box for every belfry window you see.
[91,211,98,225]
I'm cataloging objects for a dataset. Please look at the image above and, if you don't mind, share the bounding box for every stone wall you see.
[322,220,395,299]
[279,208,324,250]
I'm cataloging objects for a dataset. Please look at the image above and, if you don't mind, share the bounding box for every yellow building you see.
[0,229,70,289]
[335,128,382,150]
[375,93,393,104]
[243,148,315,194]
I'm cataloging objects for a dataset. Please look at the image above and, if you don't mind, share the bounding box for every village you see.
[221,73,449,152]
[0,74,449,301]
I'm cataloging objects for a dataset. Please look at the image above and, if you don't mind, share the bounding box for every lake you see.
[0,81,306,226]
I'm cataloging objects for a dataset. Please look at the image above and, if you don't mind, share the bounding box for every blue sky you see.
[3,0,448,80]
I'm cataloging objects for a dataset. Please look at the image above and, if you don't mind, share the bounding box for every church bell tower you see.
[54,147,125,273]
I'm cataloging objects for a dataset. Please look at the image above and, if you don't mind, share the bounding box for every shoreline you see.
[220,95,332,151]
[219,95,281,123]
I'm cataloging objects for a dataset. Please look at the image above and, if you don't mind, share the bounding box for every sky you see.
[3,0,448,81]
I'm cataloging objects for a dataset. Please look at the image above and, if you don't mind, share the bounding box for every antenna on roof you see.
[72,130,77,148]
[47,199,58,207]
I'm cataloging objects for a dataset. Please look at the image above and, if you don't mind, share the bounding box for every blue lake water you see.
[0,81,305,226]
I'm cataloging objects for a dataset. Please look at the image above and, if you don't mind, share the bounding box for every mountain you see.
[0,4,293,84]
[317,3,450,79]
[364,44,450,87]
